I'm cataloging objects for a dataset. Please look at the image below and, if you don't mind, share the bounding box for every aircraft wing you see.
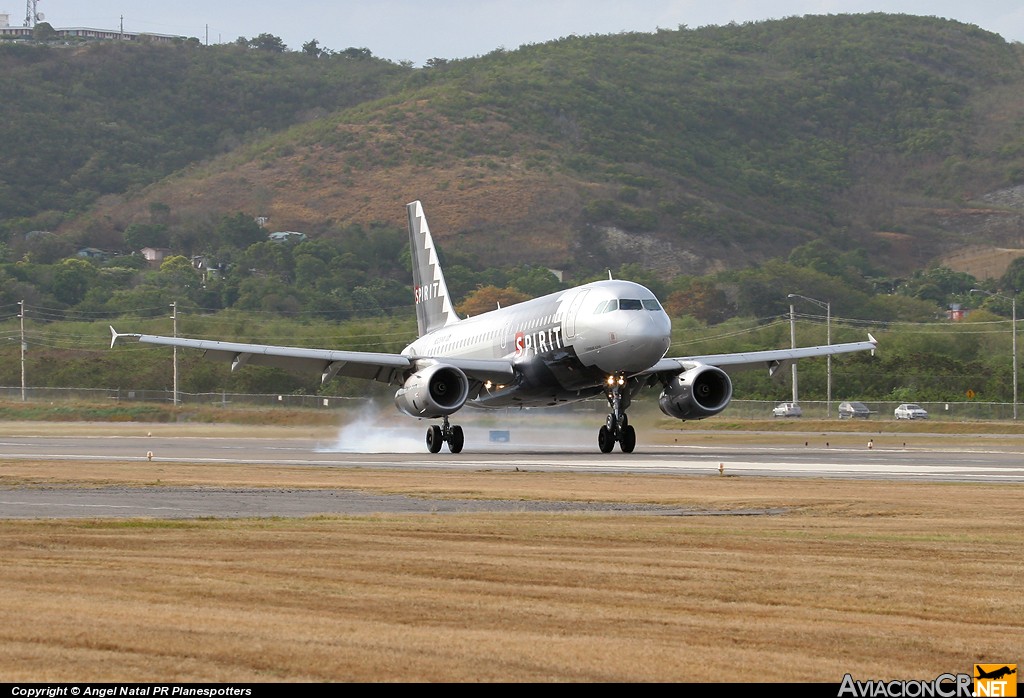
[109,328,515,386]
[644,334,877,376]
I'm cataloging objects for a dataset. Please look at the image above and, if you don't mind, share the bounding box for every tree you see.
[238,241,294,281]
[214,213,265,249]
[789,240,843,276]
[52,258,97,306]
[148,202,171,225]
[33,22,57,42]
[158,255,200,293]
[248,34,287,52]
[350,286,384,316]
[123,223,169,251]
[301,39,323,57]
[508,265,564,297]
[21,232,72,265]
[1000,257,1024,294]
[457,286,529,317]
[339,47,372,59]
[234,276,300,313]
[664,279,731,324]
[899,267,978,305]
[294,253,328,289]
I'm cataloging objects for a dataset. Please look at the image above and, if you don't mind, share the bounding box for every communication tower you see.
[23,0,43,28]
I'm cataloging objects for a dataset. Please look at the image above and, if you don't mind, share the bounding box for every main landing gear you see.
[598,375,636,454]
[426,415,464,454]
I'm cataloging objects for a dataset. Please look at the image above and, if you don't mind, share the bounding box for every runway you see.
[2,428,1024,480]
[1,425,1022,518]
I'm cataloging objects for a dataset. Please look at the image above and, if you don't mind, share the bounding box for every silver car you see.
[894,403,928,420]
[772,402,802,417]
[838,401,871,419]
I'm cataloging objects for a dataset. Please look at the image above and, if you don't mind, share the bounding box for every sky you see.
[6,1,1024,66]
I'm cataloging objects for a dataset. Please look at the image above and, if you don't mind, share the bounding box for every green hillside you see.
[0,16,1020,273]
[2,13,1021,278]
[0,40,408,222]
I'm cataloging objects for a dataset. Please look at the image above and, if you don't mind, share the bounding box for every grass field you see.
[0,407,1021,682]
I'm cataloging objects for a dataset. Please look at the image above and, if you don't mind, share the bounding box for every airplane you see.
[110,200,878,454]
[975,666,1016,681]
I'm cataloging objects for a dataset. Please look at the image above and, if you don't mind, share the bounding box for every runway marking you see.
[5,451,1024,473]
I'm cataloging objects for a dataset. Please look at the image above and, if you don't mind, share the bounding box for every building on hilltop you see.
[0,18,184,43]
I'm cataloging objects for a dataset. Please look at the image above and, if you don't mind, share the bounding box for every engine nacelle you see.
[394,363,470,418]
[658,365,733,420]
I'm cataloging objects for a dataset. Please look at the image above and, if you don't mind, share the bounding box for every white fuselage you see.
[402,279,672,407]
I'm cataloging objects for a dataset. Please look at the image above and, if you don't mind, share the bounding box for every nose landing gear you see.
[598,374,636,454]
[426,415,465,454]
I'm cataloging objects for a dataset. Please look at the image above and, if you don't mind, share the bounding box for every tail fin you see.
[407,200,460,336]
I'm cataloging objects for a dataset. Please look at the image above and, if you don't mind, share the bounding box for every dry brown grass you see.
[0,457,1021,683]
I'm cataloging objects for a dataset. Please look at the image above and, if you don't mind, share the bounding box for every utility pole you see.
[824,300,831,416]
[171,301,178,407]
[19,300,26,402]
[789,300,798,404]
[789,294,831,416]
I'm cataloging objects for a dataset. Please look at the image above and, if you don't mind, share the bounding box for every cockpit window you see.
[595,298,661,312]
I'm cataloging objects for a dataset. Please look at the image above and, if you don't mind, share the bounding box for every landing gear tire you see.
[449,425,465,454]
[598,425,615,453]
[619,424,636,453]
[426,417,465,454]
[426,425,443,453]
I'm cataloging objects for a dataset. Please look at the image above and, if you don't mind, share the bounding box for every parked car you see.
[838,401,872,419]
[772,402,803,417]
[894,403,928,420]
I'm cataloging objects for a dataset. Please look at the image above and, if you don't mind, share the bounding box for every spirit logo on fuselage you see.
[415,282,440,304]
[514,326,564,358]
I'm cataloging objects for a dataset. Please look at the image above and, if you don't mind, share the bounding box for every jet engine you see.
[394,363,470,418]
[658,365,732,420]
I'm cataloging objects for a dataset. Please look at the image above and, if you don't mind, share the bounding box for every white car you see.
[772,402,802,418]
[894,403,928,420]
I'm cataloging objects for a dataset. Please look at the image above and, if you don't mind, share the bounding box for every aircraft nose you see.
[619,311,671,369]
[630,310,670,350]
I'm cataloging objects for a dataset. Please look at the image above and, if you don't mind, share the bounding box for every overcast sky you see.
[9,1,1024,66]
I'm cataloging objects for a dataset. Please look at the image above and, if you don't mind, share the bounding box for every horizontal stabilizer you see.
[108,326,141,349]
